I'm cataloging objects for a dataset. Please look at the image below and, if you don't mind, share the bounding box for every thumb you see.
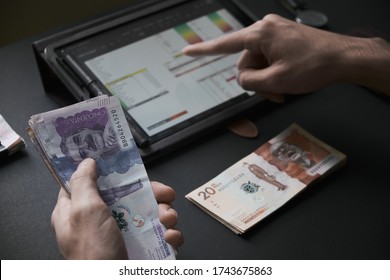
[238,65,284,94]
[69,158,101,206]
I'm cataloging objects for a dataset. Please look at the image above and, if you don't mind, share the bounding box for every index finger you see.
[182,28,248,56]
[151,181,176,203]
[51,187,71,231]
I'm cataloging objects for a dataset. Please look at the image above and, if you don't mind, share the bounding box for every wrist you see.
[339,36,390,94]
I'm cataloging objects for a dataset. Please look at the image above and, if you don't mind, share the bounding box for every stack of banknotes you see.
[28,95,175,259]
[186,124,347,234]
[0,114,26,160]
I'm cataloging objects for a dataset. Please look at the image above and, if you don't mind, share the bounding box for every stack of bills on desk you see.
[28,95,175,259]
[186,124,347,234]
[0,114,26,160]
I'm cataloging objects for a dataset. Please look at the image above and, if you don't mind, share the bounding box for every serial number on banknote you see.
[212,266,272,276]
[111,109,129,148]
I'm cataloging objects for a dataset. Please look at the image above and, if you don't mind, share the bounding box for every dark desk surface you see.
[1,0,389,260]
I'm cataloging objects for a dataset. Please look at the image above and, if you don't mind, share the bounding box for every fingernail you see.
[182,46,190,54]
[78,158,94,168]
[236,72,242,86]
[168,208,178,218]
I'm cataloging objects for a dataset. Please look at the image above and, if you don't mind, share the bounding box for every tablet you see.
[36,0,265,162]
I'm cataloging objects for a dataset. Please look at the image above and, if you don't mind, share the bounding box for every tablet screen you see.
[55,0,259,149]
[85,8,249,138]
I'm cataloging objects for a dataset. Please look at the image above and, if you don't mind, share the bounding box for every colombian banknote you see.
[28,95,175,259]
[186,124,347,234]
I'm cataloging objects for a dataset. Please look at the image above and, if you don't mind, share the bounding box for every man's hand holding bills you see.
[28,95,175,259]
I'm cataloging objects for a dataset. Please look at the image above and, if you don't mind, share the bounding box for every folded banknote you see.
[28,95,175,259]
[186,124,347,234]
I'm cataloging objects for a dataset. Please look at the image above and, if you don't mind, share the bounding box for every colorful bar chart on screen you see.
[198,65,242,102]
[208,11,233,33]
[104,68,166,110]
[174,24,203,44]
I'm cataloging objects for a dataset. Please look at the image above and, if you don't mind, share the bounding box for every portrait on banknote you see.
[255,125,333,185]
[53,107,141,177]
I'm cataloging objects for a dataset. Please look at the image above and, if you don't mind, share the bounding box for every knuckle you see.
[243,29,261,44]
[71,199,107,220]
[262,13,281,22]
[159,205,177,227]
[69,172,85,187]
[260,14,283,31]
[263,14,280,21]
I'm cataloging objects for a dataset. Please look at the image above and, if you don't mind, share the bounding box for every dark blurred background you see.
[1,0,389,48]
[0,0,142,47]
